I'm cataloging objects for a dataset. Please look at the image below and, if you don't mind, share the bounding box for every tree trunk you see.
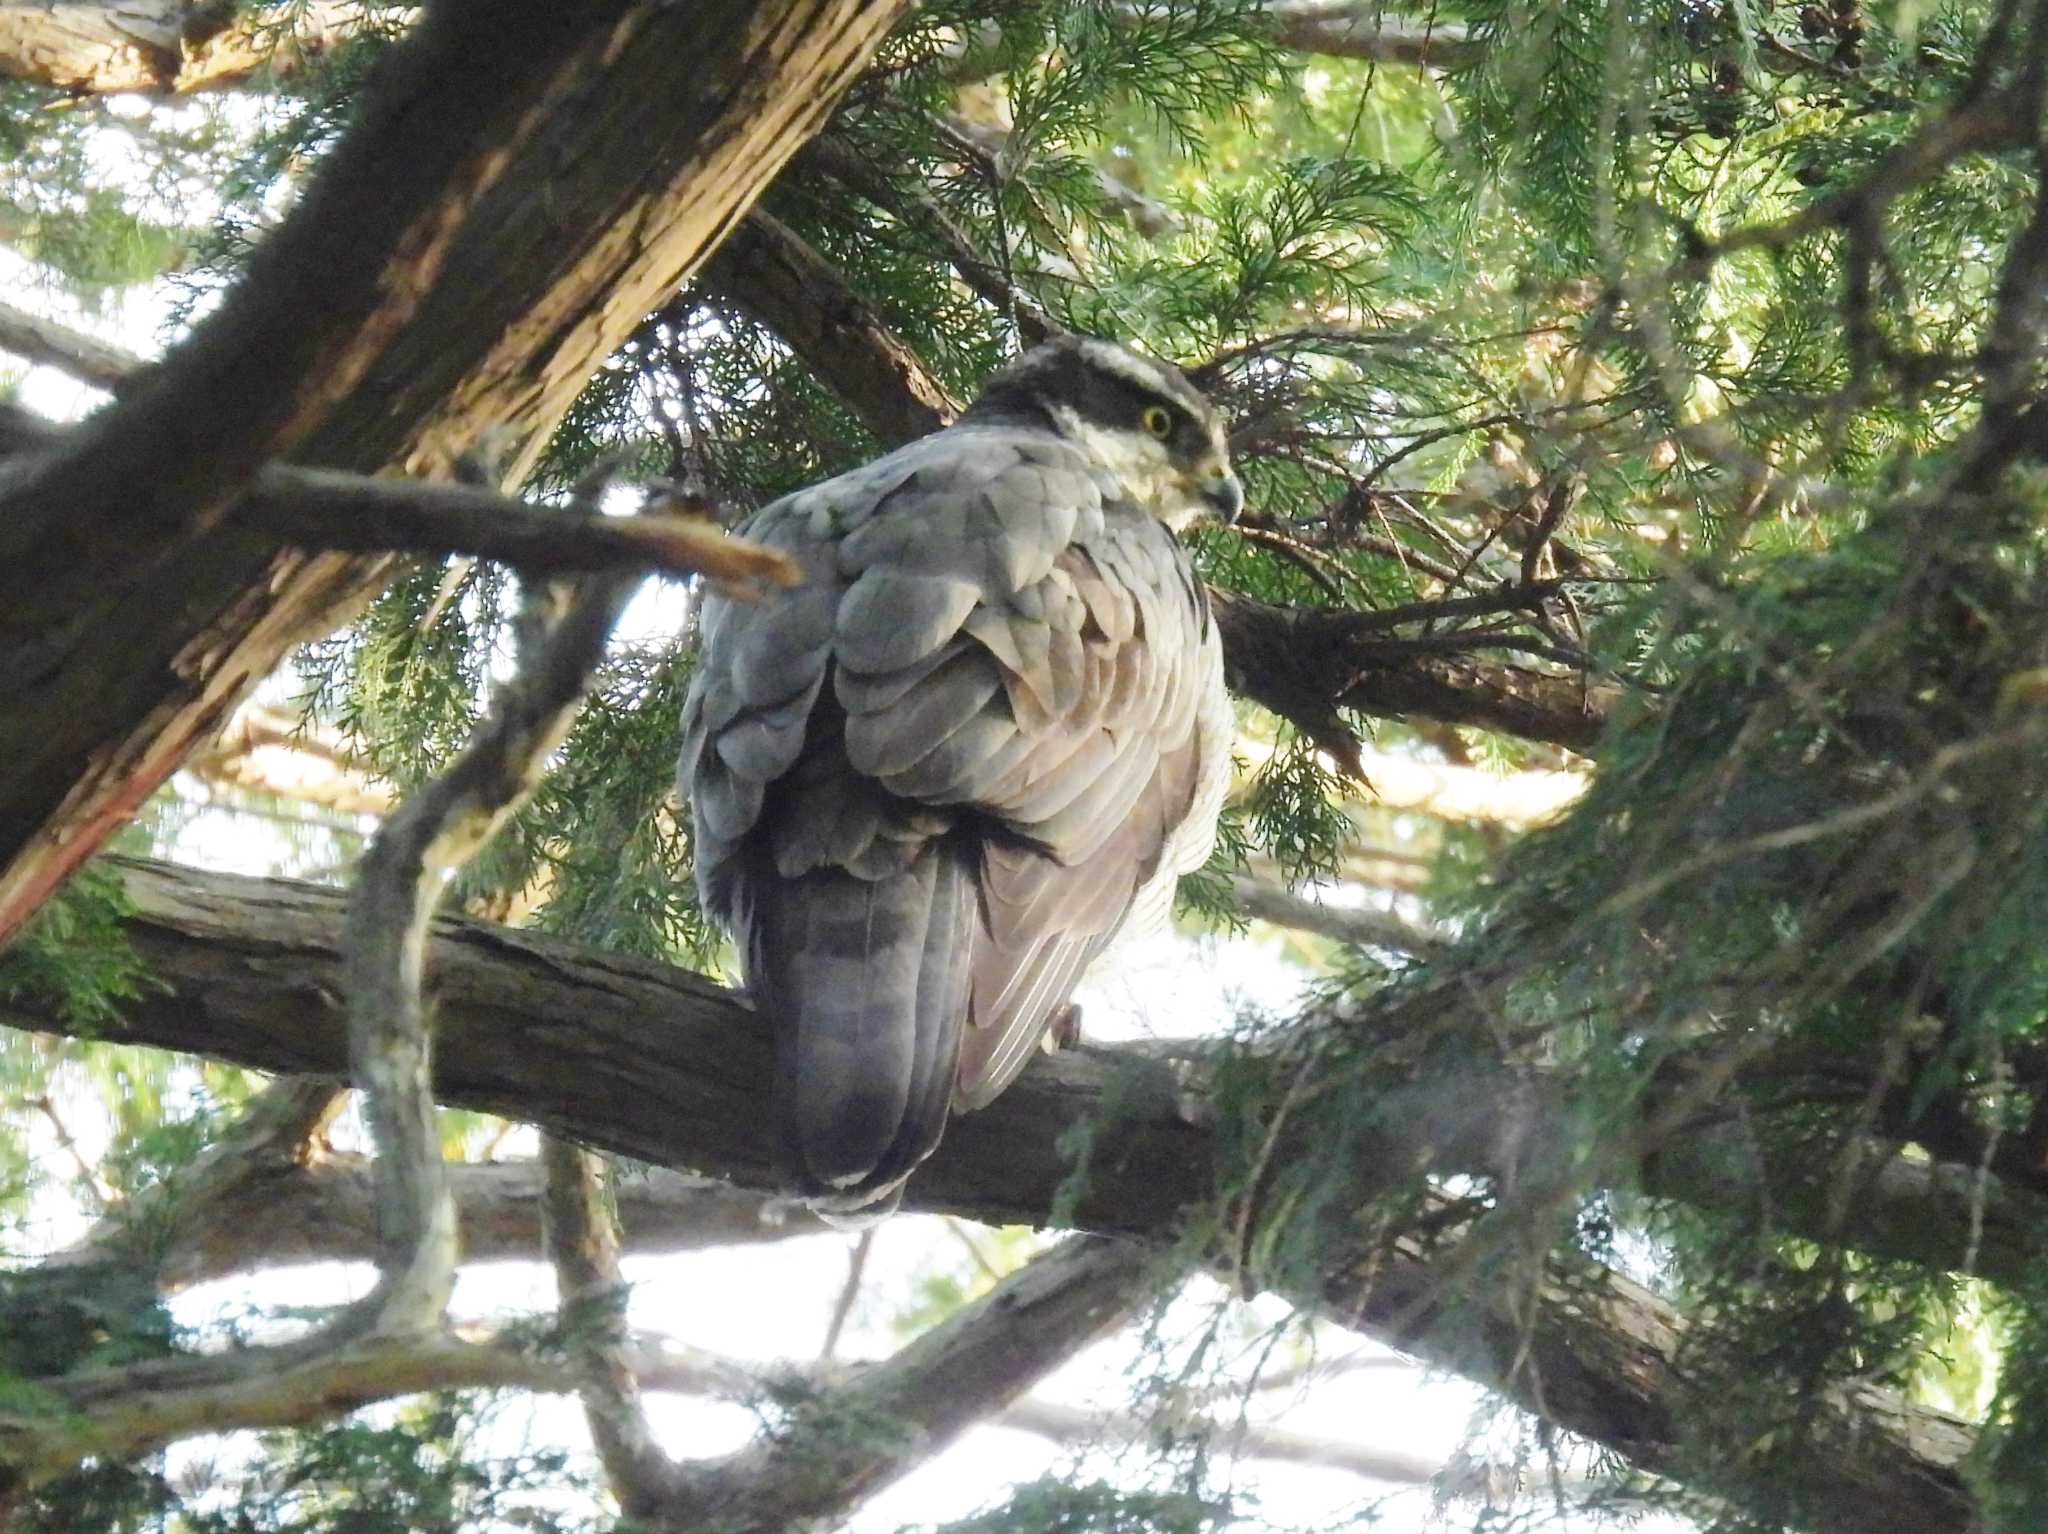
[0,0,909,946]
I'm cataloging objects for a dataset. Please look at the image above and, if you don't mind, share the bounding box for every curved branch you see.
[665,1237,1161,1532]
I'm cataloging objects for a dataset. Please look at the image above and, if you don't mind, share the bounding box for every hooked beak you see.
[1204,470,1245,523]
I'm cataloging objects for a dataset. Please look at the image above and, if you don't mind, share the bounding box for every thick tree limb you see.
[0,0,910,946]
[39,859,2048,1292]
[0,857,1989,1529]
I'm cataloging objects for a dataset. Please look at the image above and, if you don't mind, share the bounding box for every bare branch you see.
[1232,875,1447,957]
[2,1328,566,1490]
[1256,3,1480,66]
[342,471,643,1335]
[662,1237,1164,1532]
[820,1227,877,1363]
[240,472,805,590]
[0,299,144,393]
[703,211,962,445]
[0,406,801,590]
[67,1154,818,1291]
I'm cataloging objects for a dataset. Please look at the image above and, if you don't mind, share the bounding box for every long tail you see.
[743,845,975,1207]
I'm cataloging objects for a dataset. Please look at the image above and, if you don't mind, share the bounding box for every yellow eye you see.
[1140,405,1173,440]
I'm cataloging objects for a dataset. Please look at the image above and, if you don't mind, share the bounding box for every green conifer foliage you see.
[0,0,2045,1525]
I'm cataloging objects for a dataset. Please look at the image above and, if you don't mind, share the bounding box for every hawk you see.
[679,337,1240,1213]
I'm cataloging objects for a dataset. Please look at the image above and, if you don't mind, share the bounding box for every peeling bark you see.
[0,0,910,947]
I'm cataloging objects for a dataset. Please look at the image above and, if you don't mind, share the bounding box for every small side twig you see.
[819,1226,878,1363]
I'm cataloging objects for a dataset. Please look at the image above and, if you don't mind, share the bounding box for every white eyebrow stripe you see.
[1075,340,1208,418]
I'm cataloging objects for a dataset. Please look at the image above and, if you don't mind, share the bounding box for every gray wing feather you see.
[680,423,1230,1204]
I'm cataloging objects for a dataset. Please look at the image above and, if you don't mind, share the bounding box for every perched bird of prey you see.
[679,337,1240,1213]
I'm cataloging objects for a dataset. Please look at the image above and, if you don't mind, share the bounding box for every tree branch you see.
[1232,875,1447,957]
[1211,586,1612,756]
[0,856,1993,1528]
[340,469,643,1337]
[1,406,803,590]
[62,1151,817,1291]
[1256,3,1480,66]
[0,299,144,393]
[542,1137,687,1517]
[0,1327,567,1490]
[0,0,370,96]
[662,1237,1162,1532]
[701,212,962,444]
[46,1076,343,1280]
[0,0,911,947]
[798,136,1062,345]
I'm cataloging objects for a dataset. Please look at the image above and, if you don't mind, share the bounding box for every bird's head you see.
[963,336,1243,529]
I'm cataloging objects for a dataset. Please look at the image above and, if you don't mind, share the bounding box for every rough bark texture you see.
[0,0,909,947]
[0,856,1984,1531]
